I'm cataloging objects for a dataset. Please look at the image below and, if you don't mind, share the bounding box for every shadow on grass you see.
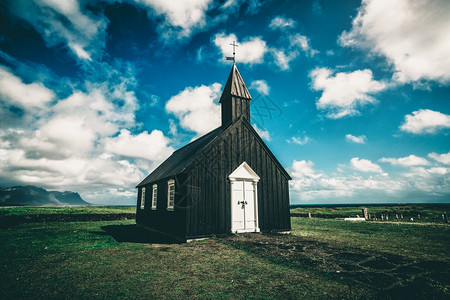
[98,225,182,244]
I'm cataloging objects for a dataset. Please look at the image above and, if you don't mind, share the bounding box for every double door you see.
[231,180,258,232]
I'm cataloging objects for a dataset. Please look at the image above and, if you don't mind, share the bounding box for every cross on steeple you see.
[226,41,238,63]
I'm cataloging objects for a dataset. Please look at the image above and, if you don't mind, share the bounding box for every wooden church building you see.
[136,63,291,241]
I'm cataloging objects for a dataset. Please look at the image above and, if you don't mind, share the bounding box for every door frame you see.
[229,162,260,233]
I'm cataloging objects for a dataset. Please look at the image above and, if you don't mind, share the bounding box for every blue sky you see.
[0,0,449,205]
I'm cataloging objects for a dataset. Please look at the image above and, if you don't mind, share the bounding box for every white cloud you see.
[221,0,238,9]
[104,129,174,161]
[380,155,430,167]
[0,70,174,203]
[400,109,450,134]
[269,16,296,30]
[165,83,222,135]
[351,157,383,173]
[0,147,145,190]
[289,155,450,203]
[289,34,317,57]
[252,124,271,142]
[20,84,140,160]
[339,0,450,84]
[213,32,268,65]
[69,42,92,61]
[269,34,318,70]
[310,67,387,118]
[249,80,270,95]
[428,151,450,166]
[402,166,449,193]
[345,134,366,144]
[271,49,298,71]
[8,0,107,62]
[0,67,55,109]
[291,160,322,179]
[213,31,317,70]
[289,160,403,202]
[134,0,212,39]
[287,136,311,145]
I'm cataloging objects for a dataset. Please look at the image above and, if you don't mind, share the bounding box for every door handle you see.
[238,201,247,209]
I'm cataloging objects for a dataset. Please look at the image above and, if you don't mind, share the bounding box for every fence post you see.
[362,208,369,221]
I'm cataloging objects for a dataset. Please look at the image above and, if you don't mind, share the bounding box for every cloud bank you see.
[310,68,386,118]
[0,67,173,204]
[339,0,450,84]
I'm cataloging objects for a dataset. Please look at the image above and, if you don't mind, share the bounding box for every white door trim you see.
[229,162,260,233]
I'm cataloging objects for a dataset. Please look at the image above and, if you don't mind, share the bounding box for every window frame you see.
[167,179,175,211]
[151,184,157,210]
[140,187,146,209]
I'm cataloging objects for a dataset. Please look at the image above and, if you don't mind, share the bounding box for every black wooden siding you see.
[222,96,250,128]
[184,119,291,239]
[136,174,187,239]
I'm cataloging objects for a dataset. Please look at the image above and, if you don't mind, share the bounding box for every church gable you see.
[229,162,260,181]
[182,117,291,181]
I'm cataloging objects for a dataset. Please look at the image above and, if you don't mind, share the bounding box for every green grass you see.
[0,205,136,216]
[0,207,449,299]
[291,204,450,223]
[0,220,343,299]
[291,218,450,261]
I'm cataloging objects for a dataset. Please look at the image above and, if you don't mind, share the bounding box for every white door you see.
[232,180,245,231]
[229,162,260,233]
[244,181,256,230]
[231,180,257,232]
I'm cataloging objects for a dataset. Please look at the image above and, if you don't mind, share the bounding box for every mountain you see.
[0,186,91,206]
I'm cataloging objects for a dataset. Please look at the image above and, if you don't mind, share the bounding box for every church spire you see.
[220,63,252,128]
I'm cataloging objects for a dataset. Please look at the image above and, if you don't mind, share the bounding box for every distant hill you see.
[0,186,91,206]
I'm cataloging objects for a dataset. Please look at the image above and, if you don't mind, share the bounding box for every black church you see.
[136,63,291,241]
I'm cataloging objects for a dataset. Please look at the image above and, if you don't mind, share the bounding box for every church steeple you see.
[220,63,252,128]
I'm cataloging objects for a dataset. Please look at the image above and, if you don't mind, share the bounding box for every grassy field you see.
[0,206,136,216]
[291,204,450,223]
[0,206,449,299]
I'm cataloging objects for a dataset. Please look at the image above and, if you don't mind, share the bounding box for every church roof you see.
[219,64,252,103]
[137,116,291,187]
[136,126,224,187]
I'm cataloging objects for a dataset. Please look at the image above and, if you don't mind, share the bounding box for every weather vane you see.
[226,41,238,63]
